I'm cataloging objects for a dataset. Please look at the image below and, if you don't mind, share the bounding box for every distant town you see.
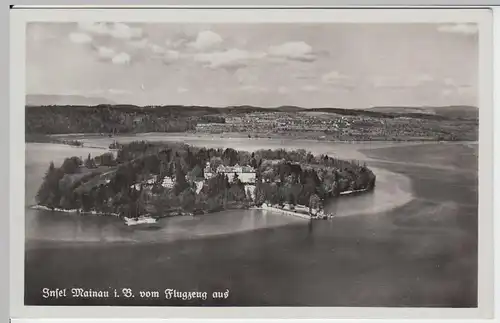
[193,110,477,141]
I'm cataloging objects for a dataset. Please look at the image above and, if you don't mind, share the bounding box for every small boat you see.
[123,215,159,227]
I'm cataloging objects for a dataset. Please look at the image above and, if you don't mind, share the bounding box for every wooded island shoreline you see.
[34,140,376,223]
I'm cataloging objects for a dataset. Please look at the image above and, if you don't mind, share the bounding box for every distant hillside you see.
[369,105,478,119]
[307,107,449,121]
[224,105,305,113]
[25,103,478,141]
[274,105,306,112]
[26,94,115,106]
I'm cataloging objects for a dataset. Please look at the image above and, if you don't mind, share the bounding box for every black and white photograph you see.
[10,6,494,319]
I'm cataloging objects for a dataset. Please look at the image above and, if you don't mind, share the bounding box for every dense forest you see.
[26,105,199,134]
[35,141,376,218]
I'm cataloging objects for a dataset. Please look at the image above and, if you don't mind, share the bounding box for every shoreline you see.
[31,205,120,217]
[30,184,374,222]
[41,131,478,145]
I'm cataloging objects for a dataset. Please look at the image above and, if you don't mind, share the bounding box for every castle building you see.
[204,162,256,184]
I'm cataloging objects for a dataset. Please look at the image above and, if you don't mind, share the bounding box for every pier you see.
[260,204,312,220]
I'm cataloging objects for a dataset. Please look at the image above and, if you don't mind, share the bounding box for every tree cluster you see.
[35,141,376,218]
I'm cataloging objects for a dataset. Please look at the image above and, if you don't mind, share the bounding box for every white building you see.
[161,176,175,189]
[195,180,204,194]
[131,175,175,190]
[245,185,256,200]
[204,162,256,183]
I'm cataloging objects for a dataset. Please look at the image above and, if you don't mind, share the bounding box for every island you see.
[34,140,377,223]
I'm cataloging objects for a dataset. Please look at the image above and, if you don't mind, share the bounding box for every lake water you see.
[24,135,478,307]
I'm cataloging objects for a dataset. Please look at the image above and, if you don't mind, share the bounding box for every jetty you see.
[259,203,335,220]
[123,215,158,226]
[339,188,369,196]
[261,203,312,220]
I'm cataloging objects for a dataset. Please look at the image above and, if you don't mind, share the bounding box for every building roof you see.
[215,164,256,173]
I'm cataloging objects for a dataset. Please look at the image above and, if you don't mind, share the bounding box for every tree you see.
[36,161,63,206]
[174,161,189,195]
[180,188,196,211]
[195,190,208,210]
[287,191,296,206]
[61,157,81,174]
[85,153,96,169]
[250,152,258,167]
[262,169,275,182]
[222,148,238,166]
[99,152,117,166]
[159,160,168,178]
[167,162,175,177]
[47,161,55,174]
[209,157,223,171]
[306,153,314,164]
[254,184,266,206]
[184,148,197,169]
[188,165,203,181]
[229,181,246,202]
[245,187,254,202]
[309,193,321,213]
[143,154,160,174]
[60,194,77,210]
[232,172,241,184]
[277,185,286,206]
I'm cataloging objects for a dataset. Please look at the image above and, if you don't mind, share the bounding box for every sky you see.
[26,22,478,109]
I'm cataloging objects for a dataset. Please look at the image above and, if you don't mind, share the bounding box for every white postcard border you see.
[10,7,494,320]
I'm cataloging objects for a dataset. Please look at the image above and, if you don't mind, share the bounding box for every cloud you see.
[294,74,315,80]
[235,69,259,85]
[194,49,265,69]
[321,71,354,88]
[441,89,453,97]
[111,23,143,39]
[268,41,316,62]
[278,86,289,94]
[78,22,110,35]
[69,32,92,44]
[443,77,456,87]
[177,87,189,93]
[109,89,130,95]
[239,85,269,93]
[112,52,131,65]
[189,30,223,51]
[370,76,404,88]
[28,24,56,42]
[163,50,180,64]
[442,77,475,97]
[302,85,319,92]
[370,74,433,88]
[128,38,149,49]
[149,44,166,54]
[77,22,143,39]
[415,74,434,83]
[437,23,478,35]
[443,77,470,88]
[165,38,188,49]
[442,86,473,97]
[97,46,115,59]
